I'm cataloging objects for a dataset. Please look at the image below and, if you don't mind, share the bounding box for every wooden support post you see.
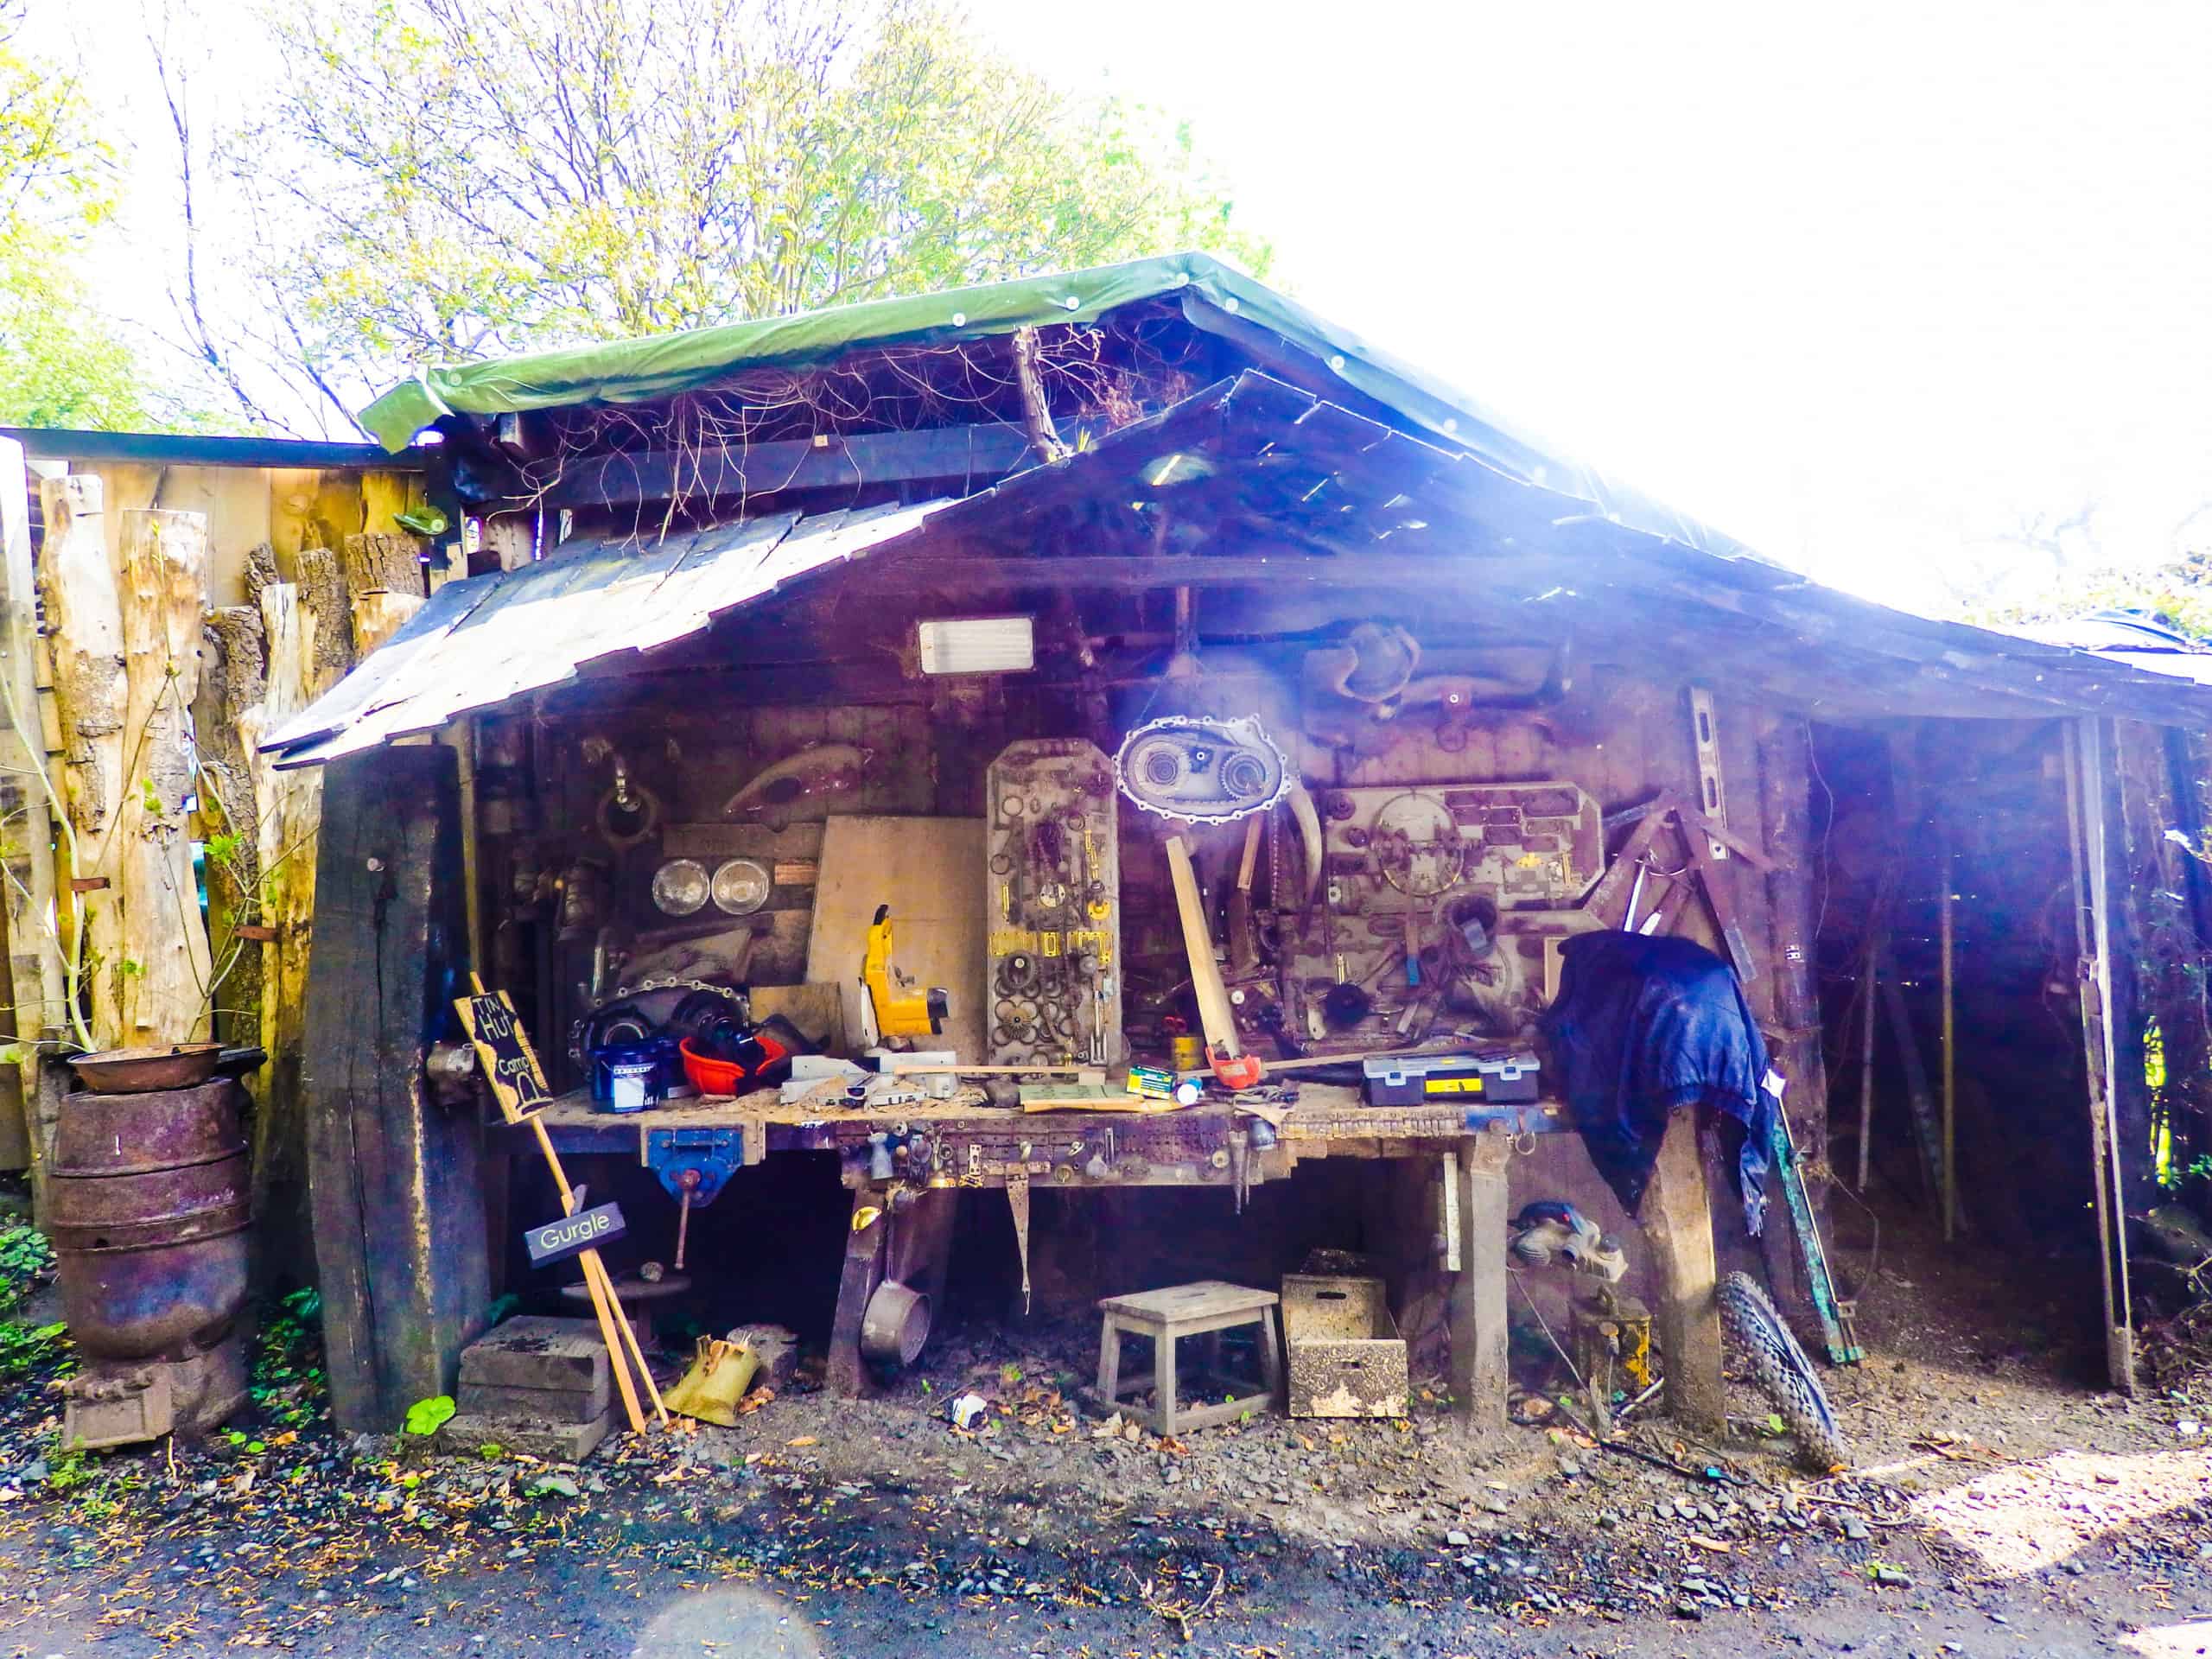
[35,474,125,1050]
[887,1186,961,1313]
[2067,718,2136,1393]
[249,583,321,1241]
[1643,1108,1726,1437]
[0,441,60,1162]
[1448,1134,1511,1429]
[1754,715,1827,1321]
[828,1190,890,1398]
[302,746,491,1430]
[114,509,213,1044]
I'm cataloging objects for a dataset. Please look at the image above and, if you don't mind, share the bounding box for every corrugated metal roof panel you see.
[262,499,951,768]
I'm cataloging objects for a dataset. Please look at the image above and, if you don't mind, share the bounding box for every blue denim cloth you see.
[1539,931,1774,1235]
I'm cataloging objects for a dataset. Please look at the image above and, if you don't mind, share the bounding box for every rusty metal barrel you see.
[47,1080,251,1360]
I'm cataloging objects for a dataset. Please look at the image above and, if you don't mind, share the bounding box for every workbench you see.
[528,1084,1528,1425]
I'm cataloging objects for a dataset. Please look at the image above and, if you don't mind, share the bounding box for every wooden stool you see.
[1096,1281,1281,1435]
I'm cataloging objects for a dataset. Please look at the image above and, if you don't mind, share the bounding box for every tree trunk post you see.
[115,508,213,1044]
[0,442,60,1161]
[35,474,125,1051]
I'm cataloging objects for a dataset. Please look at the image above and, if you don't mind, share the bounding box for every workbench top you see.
[529,1080,1510,1147]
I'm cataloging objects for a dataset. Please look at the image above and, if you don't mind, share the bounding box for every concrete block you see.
[459,1316,608,1394]
[432,1408,612,1464]
[457,1374,612,1425]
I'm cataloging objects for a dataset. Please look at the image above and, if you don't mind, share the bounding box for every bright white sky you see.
[35,0,2212,613]
[963,0,2212,613]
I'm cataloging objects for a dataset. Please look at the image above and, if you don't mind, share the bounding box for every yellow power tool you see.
[862,905,949,1040]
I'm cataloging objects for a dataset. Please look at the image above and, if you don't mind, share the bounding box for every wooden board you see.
[804,817,986,1061]
[302,745,491,1432]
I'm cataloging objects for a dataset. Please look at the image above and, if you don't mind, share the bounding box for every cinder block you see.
[458,1374,613,1425]
[459,1316,609,1393]
[432,1408,612,1464]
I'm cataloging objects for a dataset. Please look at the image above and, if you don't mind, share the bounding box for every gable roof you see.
[271,371,2212,769]
[357,251,1746,567]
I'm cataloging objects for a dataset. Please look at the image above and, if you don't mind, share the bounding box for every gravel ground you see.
[4,1199,2212,1656]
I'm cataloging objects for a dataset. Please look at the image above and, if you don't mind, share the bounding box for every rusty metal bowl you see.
[68,1046,262,1094]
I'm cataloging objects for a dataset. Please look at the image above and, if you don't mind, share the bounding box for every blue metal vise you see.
[645,1125,747,1206]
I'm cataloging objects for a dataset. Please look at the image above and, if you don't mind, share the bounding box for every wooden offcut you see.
[340,531,426,653]
[114,509,213,1043]
[196,602,266,1046]
[249,582,321,1229]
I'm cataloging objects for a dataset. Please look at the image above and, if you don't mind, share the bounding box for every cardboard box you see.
[1281,1274,1409,1419]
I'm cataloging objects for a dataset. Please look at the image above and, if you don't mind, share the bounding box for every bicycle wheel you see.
[1719,1269,1847,1472]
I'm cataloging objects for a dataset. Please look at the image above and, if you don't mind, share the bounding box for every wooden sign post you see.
[456,978,665,1433]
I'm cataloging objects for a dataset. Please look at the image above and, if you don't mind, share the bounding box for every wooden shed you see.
[262,253,2212,1434]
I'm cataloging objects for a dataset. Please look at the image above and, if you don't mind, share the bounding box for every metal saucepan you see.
[858,1280,932,1368]
[68,1045,269,1095]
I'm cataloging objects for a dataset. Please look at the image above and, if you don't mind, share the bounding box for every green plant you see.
[403,1395,454,1436]
[43,1446,91,1491]
[0,1319,66,1376]
[0,1225,55,1310]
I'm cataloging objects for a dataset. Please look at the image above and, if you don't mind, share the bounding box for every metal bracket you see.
[645,1125,747,1206]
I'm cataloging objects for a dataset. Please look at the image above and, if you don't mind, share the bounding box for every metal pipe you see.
[1940,835,1956,1242]
[1857,925,1879,1193]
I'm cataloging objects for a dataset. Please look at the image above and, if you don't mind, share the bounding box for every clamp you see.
[645,1125,747,1206]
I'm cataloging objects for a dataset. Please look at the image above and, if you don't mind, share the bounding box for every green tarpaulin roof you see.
[361,251,1509,459]
[357,250,1743,563]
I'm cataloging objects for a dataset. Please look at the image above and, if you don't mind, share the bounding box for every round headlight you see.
[710,857,773,916]
[650,859,710,916]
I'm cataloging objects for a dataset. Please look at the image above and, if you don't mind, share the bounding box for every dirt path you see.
[7,1197,2212,1655]
[0,1454,2208,1658]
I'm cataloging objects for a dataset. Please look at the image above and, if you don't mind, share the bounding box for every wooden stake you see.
[1164,835,1241,1060]
[525,1115,645,1435]
[463,974,665,1428]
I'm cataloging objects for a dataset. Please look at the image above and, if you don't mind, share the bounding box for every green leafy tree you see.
[211,0,1271,432]
[0,3,181,429]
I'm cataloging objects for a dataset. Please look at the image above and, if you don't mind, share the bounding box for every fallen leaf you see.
[786,1436,817,1448]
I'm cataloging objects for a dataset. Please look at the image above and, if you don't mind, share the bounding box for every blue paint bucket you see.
[592,1038,673,1115]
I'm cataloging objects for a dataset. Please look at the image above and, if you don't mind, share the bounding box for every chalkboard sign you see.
[524,1201,626,1268]
[454,989,552,1122]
